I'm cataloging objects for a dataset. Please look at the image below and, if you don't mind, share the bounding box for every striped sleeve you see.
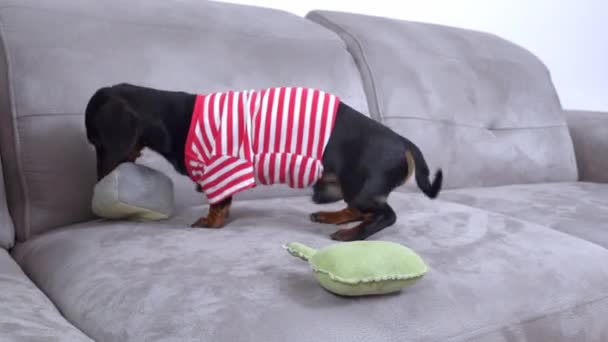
[198,91,257,204]
[199,156,255,204]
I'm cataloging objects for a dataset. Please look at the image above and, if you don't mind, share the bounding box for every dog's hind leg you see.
[310,173,362,224]
[330,203,396,241]
[311,173,343,204]
[329,176,398,241]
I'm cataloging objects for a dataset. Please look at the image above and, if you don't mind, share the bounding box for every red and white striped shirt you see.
[185,87,339,204]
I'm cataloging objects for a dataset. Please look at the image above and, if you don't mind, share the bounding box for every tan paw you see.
[191,216,225,229]
[310,208,364,225]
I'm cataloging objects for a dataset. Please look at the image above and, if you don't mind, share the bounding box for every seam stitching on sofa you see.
[17,113,82,118]
[17,112,568,131]
[0,15,30,241]
[0,6,342,43]
[383,116,568,130]
[489,124,567,131]
[309,12,382,121]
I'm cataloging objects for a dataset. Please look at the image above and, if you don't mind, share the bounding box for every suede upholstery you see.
[0,1,607,341]
[0,155,14,249]
[307,11,578,190]
[442,182,608,248]
[0,250,92,341]
[565,111,608,183]
[12,193,608,342]
[0,0,367,241]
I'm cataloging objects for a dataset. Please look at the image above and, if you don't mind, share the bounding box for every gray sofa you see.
[1,1,607,341]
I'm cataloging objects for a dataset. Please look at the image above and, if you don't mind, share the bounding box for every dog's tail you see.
[404,144,442,199]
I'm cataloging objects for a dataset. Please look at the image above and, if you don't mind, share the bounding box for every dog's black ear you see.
[90,96,142,179]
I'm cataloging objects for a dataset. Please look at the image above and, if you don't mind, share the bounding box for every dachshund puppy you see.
[85,83,442,241]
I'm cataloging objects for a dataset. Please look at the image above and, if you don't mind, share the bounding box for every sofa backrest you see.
[0,155,15,249]
[0,0,368,241]
[308,11,578,189]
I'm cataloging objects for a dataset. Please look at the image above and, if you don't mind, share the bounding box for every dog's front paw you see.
[310,212,331,224]
[191,216,225,229]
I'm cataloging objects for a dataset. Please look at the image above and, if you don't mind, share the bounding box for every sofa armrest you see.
[565,110,608,183]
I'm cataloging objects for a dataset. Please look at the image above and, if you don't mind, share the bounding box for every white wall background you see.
[222,0,608,111]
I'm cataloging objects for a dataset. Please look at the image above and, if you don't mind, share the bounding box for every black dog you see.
[85,83,442,241]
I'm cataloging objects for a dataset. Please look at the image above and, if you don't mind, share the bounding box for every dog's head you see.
[85,87,143,180]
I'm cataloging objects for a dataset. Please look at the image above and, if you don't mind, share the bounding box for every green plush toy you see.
[285,241,427,296]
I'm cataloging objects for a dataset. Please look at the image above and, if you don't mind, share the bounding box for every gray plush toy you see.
[92,163,174,221]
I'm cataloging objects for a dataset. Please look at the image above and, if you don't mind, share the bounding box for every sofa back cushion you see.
[0,0,368,241]
[0,155,15,249]
[308,11,578,190]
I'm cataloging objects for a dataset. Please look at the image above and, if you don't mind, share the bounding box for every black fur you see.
[85,83,442,240]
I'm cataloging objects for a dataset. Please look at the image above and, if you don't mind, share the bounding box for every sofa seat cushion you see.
[0,249,92,342]
[12,193,608,342]
[442,182,608,248]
